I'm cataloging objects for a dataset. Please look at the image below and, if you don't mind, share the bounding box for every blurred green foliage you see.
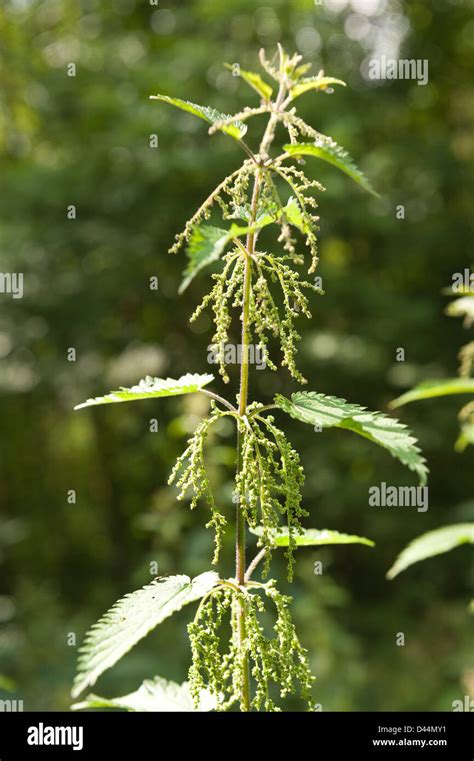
[0,0,473,711]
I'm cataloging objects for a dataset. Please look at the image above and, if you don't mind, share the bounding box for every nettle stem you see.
[235,71,287,711]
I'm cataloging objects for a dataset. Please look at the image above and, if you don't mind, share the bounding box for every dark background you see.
[0,0,473,711]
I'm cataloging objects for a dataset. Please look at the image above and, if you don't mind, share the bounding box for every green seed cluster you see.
[189,242,321,384]
[275,164,322,274]
[188,586,235,709]
[217,160,257,220]
[188,582,314,712]
[236,412,307,580]
[190,252,244,383]
[171,53,328,384]
[168,406,226,563]
[169,161,255,255]
[254,253,321,383]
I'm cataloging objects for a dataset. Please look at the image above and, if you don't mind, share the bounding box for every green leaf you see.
[180,214,279,293]
[235,198,299,227]
[74,373,214,410]
[290,77,346,99]
[387,523,474,579]
[390,378,474,409]
[294,63,313,78]
[275,391,428,485]
[250,526,374,548]
[149,94,247,140]
[283,138,378,197]
[72,571,219,698]
[283,196,311,234]
[72,676,217,712]
[180,226,230,294]
[224,64,273,100]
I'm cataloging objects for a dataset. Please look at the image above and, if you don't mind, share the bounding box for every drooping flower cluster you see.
[168,404,227,563]
[253,254,322,382]
[236,409,307,580]
[169,160,256,256]
[190,253,244,383]
[188,581,315,712]
[166,53,331,385]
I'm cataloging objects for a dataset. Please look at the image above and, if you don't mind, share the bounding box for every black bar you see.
[0,711,472,758]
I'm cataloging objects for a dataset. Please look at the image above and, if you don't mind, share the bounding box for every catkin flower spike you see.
[168,405,227,563]
[188,582,314,712]
[169,166,248,255]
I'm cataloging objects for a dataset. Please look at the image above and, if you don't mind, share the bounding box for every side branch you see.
[245,548,268,582]
[200,389,237,412]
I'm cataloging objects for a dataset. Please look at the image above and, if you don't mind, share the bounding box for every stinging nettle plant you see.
[72,46,428,712]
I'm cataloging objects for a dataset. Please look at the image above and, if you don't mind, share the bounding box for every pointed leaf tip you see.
[149,93,247,140]
[275,391,428,485]
[250,526,374,548]
[283,138,379,197]
[74,373,214,410]
[224,64,273,100]
[387,523,474,579]
[290,77,346,99]
[72,572,219,698]
[390,378,474,409]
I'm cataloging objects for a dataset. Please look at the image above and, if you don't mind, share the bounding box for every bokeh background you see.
[1,0,473,711]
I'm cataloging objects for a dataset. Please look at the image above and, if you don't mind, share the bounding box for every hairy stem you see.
[245,548,267,582]
[248,404,278,418]
[199,389,237,412]
[234,67,287,712]
[234,170,260,713]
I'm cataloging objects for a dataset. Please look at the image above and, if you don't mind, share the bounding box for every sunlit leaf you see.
[283,138,378,196]
[275,391,428,485]
[180,212,282,292]
[179,223,250,293]
[387,523,474,579]
[282,196,311,234]
[72,676,217,712]
[149,94,247,140]
[290,76,346,99]
[294,63,314,78]
[180,226,230,294]
[390,378,474,409]
[224,64,273,100]
[250,526,374,548]
[234,197,301,228]
[74,373,214,410]
[72,572,219,698]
